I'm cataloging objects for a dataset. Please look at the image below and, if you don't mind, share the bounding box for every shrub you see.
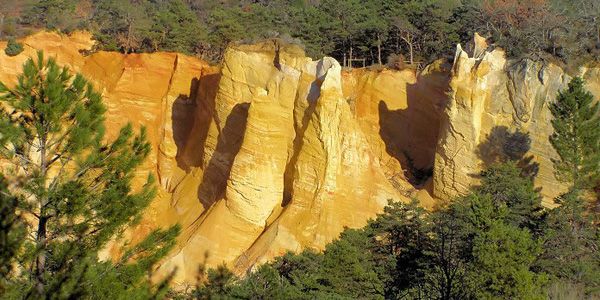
[386,53,406,70]
[4,39,23,57]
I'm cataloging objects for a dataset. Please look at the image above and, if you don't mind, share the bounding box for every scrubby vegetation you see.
[1,0,599,65]
[3,38,22,56]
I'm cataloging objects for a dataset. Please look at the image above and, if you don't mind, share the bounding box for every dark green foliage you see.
[229,264,304,299]
[549,77,600,191]
[8,0,598,66]
[21,0,82,32]
[4,38,23,56]
[194,265,236,299]
[469,220,546,299]
[476,162,544,232]
[92,0,205,55]
[538,191,600,294]
[230,232,385,299]
[150,1,205,54]
[543,77,600,294]
[0,175,25,294]
[446,172,547,299]
[0,51,179,298]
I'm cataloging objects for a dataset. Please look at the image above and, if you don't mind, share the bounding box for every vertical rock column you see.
[234,58,405,272]
[168,43,310,282]
[432,38,591,204]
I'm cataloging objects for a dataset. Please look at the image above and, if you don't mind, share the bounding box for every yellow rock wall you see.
[12,30,595,286]
[5,31,600,287]
[0,32,444,286]
[342,62,449,192]
[434,41,600,205]
[157,42,431,282]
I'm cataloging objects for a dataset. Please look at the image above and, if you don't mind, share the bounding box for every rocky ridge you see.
[1,32,598,286]
[434,35,600,205]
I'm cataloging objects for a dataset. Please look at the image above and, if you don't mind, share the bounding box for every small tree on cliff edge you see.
[0,51,179,298]
[543,76,600,292]
[549,77,600,193]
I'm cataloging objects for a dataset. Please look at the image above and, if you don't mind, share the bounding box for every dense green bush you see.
[4,38,23,56]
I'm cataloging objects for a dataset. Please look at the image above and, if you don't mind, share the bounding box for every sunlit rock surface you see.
[157,42,423,281]
[6,31,595,286]
[433,36,600,205]
[1,32,442,285]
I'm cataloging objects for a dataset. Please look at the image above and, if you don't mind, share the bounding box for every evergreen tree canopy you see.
[0,175,25,294]
[543,76,600,294]
[3,0,599,65]
[549,77,600,192]
[539,190,600,293]
[476,161,544,232]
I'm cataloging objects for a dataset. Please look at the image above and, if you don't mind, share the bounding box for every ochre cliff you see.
[0,32,443,285]
[3,32,594,286]
[434,36,600,205]
[154,42,435,282]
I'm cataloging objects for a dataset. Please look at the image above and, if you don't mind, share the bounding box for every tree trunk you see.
[349,46,353,68]
[126,19,133,54]
[400,32,415,65]
[127,23,132,53]
[35,216,48,295]
[377,33,382,65]
[35,130,48,295]
[0,14,4,40]
[409,38,414,65]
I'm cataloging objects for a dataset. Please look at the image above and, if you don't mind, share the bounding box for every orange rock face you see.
[0,32,446,286]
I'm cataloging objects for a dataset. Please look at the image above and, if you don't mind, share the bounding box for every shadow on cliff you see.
[169,73,248,210]
[196,102,250,209]
[281,62,328,207]
[377,67,449,189]
[172,74,221,172]
[475,126,539,178]
[172,78,200,172]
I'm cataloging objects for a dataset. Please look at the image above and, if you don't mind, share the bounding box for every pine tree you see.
[539,191,600,293]
[477,161,544,232]
[469,220,546,299]
[445,193,547,299]
[549,76,600,192]
[446,161,547,299]
[543,76,600,293]
[0,51,179,298]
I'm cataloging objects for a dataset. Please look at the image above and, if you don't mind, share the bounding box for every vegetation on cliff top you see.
[1,0,599,66]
